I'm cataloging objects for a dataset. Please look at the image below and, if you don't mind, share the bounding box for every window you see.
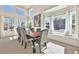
[4,17,15,31]
[44,16,51,29]
[18,18,25,27]
[16,7,25,16]
[70,11,76,34]
[3,5,14,13]
[53,15,66,33]
[29,8,34,17]
[4,18,9,30]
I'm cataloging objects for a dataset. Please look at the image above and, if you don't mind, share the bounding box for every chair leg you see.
[39,43,41,53]
[21,40,23,46]
[19,38,21,43]
[17,37,21,43]
[24,42,27,49]
[32,40,36,53]
[17,37,19,41]
[19,37,20,43]
[45,42,47,48]
[19,37,21,43]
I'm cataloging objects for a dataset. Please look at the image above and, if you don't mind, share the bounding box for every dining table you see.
[26,31,41,53]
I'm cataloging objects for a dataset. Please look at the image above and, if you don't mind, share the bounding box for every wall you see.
[44,5,79,47]
[29,5,79,47]
[0,16,1,38]
[0,6,28,38]
[28,5,56,30]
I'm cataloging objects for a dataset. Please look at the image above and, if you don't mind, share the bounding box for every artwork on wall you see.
[34,14,41,27]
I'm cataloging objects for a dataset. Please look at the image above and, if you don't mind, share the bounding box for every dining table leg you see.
[38,41,41,53]
[32,40,36,53]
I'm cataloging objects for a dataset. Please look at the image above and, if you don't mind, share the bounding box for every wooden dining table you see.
[26,31,41,53]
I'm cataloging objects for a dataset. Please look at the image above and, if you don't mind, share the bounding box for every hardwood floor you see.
[0,37,79,54]
[0,38,33,54]
[48,38,79,54]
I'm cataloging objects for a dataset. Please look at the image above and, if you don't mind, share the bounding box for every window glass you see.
[18,18,25,27]
[4,17,15,31]
[53,15,66,33]
[3,5,14,13]
[70,11,76,34]
[4,18,9,30]
[16,8,25,16]
[72,14,75,24]
[44,16,51,29]
[29,8,34,17]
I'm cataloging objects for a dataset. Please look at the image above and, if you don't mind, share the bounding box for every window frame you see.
[52,14,67,35]
[69,10,76,35]
[4,17,15,31]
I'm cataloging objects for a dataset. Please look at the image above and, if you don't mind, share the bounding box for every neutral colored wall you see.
[0,6,28,38]
[45,5,79,47]
[0,16,1,38]
[27,5,79,47]
[28,5,56,30]
[48,35,79,47]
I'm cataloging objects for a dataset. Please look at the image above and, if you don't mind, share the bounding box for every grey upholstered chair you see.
[34,29,48,53]
[16,27,21,43]
[36,28,41,32]
[30,28,34,32]
[20,28,32,49]
[20,28,27,48]
[40,29,48,53]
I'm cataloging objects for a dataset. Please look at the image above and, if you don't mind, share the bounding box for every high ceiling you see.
[15,5,32,9]
[15,5,57,16]
[16,5,57,10]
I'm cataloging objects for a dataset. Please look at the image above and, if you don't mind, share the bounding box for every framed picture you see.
[34,14,41,27]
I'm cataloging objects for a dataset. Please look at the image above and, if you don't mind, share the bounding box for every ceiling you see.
[15,5,57,16]
[15,5,32,9]
[16,5,57,10]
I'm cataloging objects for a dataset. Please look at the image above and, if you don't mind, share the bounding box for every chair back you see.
[40,29,48,44]
[30,28,34,32]
[36,28,41,32]
[20,28,27,42]
[32,29,48,53]
[16,27,21,37]
[37,29,48,53]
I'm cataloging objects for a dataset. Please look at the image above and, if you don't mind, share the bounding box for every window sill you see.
[48,33,78,40]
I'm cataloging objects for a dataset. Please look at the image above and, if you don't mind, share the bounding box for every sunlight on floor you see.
[43,42,65,54]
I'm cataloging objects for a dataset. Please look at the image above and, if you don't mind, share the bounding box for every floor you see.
[0,38,33,54]
[0,37,79,54]
[48,38,79,54]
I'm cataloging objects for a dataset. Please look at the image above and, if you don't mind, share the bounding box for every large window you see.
[29,8,34,17]
[69,10,76,34]
[53,15,66,33]
[16,7,25,16]
[3,5,14,13]
[44,16,51,29]
[4,17,15,31]
[43,15,66,35]
[18,18,25,27]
